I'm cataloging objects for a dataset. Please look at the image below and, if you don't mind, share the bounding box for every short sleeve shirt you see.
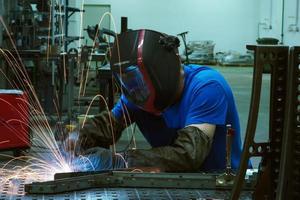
[112,65,242,171]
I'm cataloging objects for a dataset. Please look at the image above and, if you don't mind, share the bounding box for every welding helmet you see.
[110,29,182,113]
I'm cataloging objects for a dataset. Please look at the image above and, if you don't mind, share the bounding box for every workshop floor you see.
[117,65,269,168]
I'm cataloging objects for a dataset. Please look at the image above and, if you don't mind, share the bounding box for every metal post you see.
[121,17,127,33]
[226,124,234,174]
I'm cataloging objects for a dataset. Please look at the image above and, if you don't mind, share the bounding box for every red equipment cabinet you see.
[0,90,30,150]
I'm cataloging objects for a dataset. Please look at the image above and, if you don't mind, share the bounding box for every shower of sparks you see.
[0,2,138,195]
[75,9,137,149]
[79,12,118,96]
[0,17,89,195]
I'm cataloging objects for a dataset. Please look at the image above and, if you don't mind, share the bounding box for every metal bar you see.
[121,17,128,33]
[230,45,264,199]
[25,171,256,194]
[280,0,285,44]
[276,46,300,200]
[67,54,75,119]
[226,124,234,173]
[268,46,289,198]
[54,170,112,180]
[231,45,290,199]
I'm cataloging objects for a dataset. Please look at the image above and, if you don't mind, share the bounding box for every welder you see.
[69,29,243,172]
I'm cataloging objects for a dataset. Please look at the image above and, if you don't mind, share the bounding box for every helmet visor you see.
[116,65,150,105]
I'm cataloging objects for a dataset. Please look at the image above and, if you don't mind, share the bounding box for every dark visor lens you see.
[117,66,150,105]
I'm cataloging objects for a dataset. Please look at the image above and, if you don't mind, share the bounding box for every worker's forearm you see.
[80,111,125,148]
[127,126,212,172]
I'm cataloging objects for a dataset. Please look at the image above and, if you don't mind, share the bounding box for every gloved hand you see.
[63,131,80,153]
[77,111,125,150]
[71,147,127,172]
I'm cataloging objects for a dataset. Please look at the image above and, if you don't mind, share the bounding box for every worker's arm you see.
[126,124,215,172]
[78,110,126,150]
[74,95,133,150]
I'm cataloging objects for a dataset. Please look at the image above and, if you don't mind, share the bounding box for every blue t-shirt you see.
[112,64,242,171]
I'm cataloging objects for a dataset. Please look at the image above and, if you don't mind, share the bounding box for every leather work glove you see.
[77,111,125,151]
[71,147,126,172]
[126,126,213,172]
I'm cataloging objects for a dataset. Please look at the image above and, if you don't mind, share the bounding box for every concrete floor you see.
[215,65,270,142]
[117,65,270,168]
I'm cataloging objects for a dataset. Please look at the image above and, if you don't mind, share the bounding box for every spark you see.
[81,94,118,154]
[80,12,119,96]
[0,7,138,196]
[0,140,9,145]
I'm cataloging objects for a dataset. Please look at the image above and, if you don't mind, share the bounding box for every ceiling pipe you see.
[296,0,299,28]
[288,0,299,32]
[257,0,273,39]
[280,0,285,44]
[269,0,273,29]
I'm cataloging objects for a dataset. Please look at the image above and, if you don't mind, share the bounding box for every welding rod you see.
[226,124,234,174]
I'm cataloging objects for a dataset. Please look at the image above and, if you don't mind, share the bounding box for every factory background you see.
[78,0,299,52]
[2,0,299,53]
[0,0,299,199]
[0,0,299,164]
[0,0,298,160]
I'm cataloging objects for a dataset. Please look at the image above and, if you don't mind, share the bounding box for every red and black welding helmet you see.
[110,29,182,114]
